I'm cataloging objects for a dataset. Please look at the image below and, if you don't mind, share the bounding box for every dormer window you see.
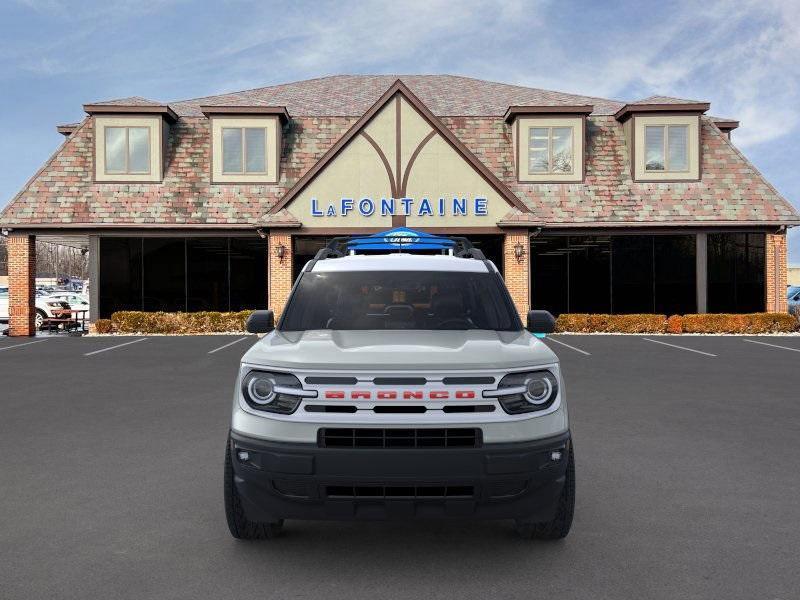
[644,124,688,172]
[529,126,574,174]
[201,106,289,184]
[505,106,591,183]
[92,116,165,182]
[105,126,151,174]
[222,127,268,174]
[84,101,175,183]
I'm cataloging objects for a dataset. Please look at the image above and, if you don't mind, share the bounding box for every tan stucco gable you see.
[268,80,533,229]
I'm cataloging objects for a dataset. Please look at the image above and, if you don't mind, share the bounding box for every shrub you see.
[111,310,254,334]
[93,319,113,334]
[555,314,666,333]
[680,313,797,334]
[665,314,683,334]
[554,312,797,334]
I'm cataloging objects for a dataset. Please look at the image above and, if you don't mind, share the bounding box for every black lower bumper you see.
[229,430,571,522]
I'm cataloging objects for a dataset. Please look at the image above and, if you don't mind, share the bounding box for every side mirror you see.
[246,310,275,334]
[527,310,556,337]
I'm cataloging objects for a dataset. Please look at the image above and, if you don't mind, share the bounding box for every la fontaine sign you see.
[310,196,489,218]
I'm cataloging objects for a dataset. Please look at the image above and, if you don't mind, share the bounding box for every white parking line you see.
[0,339,48,352]
[642,337,716,357]
[84,338,147,356]
[743,338,800,353]
[545,336,591,356]
[208,337,250,354]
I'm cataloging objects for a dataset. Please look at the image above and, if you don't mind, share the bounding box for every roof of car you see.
[310,253,494,273]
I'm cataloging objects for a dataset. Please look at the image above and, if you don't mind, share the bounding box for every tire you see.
[516,444,575,540]
[35,309,46,330]
[224,440,283,540]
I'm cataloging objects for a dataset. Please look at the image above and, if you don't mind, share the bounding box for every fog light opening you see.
[550,450,562,462]
[237,450,250,462]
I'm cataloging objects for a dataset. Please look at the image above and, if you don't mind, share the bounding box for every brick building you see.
[1,75,798,335]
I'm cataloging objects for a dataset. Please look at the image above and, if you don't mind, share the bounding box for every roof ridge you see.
[169,74,348,105]
[169,74,626,108]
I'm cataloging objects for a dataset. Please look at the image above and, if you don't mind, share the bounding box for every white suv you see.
[0,288,72,329]
[224,235,573,540]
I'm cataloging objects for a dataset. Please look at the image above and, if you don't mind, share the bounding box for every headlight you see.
[241,370,314,414]
[488,370,559,414]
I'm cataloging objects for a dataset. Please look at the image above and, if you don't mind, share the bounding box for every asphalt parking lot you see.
[1,333,799,600]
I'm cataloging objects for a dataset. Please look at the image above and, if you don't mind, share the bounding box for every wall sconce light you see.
[514,241,526,263]
[275,243,286,264]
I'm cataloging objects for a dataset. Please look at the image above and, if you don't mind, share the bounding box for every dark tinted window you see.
[281,271,520,331]
[99,237,142,317]
[187,238,228,311]
[654,236,696,314]
[98,236,267,316]
[230,238,268,311]
[530,234,697,316]
[708,233,764,312]
[143,239,186,312]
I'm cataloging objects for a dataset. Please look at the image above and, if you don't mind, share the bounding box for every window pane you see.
[612,236,654,313]
[99,238,142,317]
[187,238,229,311]
[528,128,549,173]
[127,127,150,173]
[142,239,186,312]
[104,127,127,173]
[667,125,688,171]
[529,149,548,173]
[244,128,266,173]
[654,236,695,314]
[567,236,611,313]
[230,238,268,311]
[551,127,573,173]
[708,233,764,312]
[530,236,569,316]
[645,126,665,171]
[222,128,243,173]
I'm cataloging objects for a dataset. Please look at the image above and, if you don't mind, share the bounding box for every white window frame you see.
[644,124,689,173]
[527,126,575,175]
[104,126,152,175]
[221,127,268,175]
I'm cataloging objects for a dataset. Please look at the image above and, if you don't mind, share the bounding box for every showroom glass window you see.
[98,237,268,317]
[104,126,150,174]
[644,125,688,171]
[707,233,765,312]
[222,127,267,174]
[530,235,696,315]
[528,127,573,174]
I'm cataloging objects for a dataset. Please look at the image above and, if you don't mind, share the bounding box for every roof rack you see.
[313,234,485,259]
[306,232,487,272]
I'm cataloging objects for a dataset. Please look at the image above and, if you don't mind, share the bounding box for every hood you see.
[242,329,558,371]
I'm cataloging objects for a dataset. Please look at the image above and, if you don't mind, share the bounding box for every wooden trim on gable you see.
[268,79,532,215]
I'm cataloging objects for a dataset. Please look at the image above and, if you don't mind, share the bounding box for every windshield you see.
[280,270,521,332]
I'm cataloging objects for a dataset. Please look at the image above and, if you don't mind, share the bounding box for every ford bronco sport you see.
[224,234,573,540]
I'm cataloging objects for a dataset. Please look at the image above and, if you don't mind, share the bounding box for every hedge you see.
[555,313,798,334]
[101,310,797,334]
[110,311,254,334]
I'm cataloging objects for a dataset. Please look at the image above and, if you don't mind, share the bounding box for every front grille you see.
[325,485,474,498]
[319,428,482,449]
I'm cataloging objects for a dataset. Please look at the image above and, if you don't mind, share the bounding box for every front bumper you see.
[229,430,571,522]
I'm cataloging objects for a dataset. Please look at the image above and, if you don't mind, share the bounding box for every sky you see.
[0,0,798,261]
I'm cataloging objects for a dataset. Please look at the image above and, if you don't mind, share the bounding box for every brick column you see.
[502,229,530,318]
[765,232,788,312]
[268,231,293,318]
[8,234,36,336]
